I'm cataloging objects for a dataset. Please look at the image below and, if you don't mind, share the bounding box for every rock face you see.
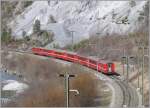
[8,1,148,47]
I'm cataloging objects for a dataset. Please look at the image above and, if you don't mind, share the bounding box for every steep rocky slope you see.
[8,1,148,47]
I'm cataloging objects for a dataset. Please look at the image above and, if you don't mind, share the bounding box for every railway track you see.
[1,49,140,107]
[111,76,131,107]
[110,75,139,107]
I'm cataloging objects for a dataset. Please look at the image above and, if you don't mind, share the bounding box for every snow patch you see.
[2,80,28,93]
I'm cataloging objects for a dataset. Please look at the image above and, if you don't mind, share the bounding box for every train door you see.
[111,63,115,73]
[74,55,79,63]
[98,63,102,72]
[108,63,115,73]
[103,64,108,73]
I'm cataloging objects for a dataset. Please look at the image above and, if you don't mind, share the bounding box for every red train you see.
[31,47,119,75]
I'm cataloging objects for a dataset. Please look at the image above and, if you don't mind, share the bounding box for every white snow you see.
[2,80,28,93]
[8,1,148,47]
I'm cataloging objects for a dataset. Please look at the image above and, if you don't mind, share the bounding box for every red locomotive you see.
[32,47,118,75]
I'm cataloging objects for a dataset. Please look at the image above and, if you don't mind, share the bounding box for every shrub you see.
[1,28,12,44]
[129,1,136,7]
[6,83,65,107]
[53,43,60,49]
[41,30,54,42]
[23,1,33,8]
[24,36,30,41]
[49,15,57,23]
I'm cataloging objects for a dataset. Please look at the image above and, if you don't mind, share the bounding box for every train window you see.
[67,54,74,58]
[42,49,47,52]
[55,52,63,55]
[39,48,45,52]
[37,48,42,51]
[108,63,112,67]
[89,59,96,64]
[79,56,87,61]
[74,55,79,58]
[98,63,102,67]
[44,49,49,52]
[107,63,112,72]
[48,50,54,53]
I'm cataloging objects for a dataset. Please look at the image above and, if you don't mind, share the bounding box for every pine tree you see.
[33,19,41,34]
[22,30,26,38]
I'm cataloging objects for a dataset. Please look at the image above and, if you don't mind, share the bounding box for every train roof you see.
[50,48,78,55]
[33,47,113,63]
[88,56,113,63]
[34,47,78,55]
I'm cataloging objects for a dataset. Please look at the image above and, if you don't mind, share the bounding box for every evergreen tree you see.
[1,28,12,44]
[22,30,26,38]
[33,19,41,34]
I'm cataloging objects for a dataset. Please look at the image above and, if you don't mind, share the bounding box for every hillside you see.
[1,1,149,107]
[5,1,149,47]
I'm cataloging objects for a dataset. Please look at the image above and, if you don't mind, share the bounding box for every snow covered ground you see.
[8,1,148,47]
[2,80,28,94]
[1,70,28,95]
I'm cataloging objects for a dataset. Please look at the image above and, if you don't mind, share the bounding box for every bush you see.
[129,1,136,7]
[53,43,60,49]
[73,39,89,51]
[64,39,89,52]
[41,30,54,42]
[6,83,65,107]
[122,16,128,24]
[23,1,33,8]
[24,36,30,41]
[1,28,12,44]
[49,15,57,23]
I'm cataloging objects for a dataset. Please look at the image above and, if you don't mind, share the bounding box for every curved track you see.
[110,76,139,107]
[1,49,140,107]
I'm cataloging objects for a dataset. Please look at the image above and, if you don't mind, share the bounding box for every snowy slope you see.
[8,1,148,47]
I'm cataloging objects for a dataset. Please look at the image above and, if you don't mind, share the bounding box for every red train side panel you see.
[31,47,117,75]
